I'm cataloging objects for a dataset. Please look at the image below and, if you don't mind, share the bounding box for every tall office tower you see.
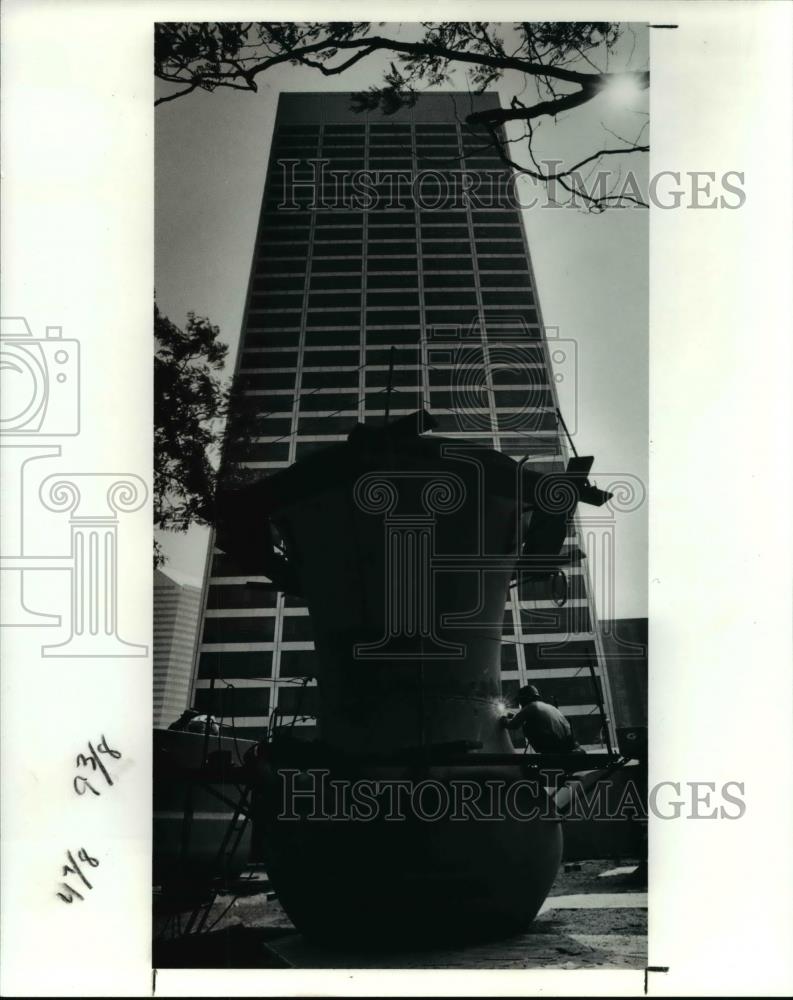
[154,569,202,727]
[192,92,616,748]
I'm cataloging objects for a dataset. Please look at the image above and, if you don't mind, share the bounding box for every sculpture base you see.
[253,761,563,946]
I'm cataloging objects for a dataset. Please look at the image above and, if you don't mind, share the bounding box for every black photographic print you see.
[152,19,650,972]
[7,4,793,998]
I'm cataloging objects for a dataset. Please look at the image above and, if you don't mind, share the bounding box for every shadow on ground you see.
[153,858,646,970]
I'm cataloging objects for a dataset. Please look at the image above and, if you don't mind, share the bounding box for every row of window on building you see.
[191,668,607,746]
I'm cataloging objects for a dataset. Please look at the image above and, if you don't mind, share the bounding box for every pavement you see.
[153,859,647,970]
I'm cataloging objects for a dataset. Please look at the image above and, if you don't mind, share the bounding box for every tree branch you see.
[156,28,631,99]
[467,85,599,126]
[482,120,648,209]
[294,46,378,76]
[155,81,199,106]
[154,22,650,210]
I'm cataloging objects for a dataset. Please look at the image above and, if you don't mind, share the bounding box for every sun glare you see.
[603,73,645,108]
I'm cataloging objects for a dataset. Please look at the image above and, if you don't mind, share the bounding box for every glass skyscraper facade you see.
[153,569,201,728]
[191,92,616,748]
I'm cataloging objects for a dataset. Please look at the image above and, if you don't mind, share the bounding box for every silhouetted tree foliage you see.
[154,305,228,567]
[154,305,263,567]
[155,21,649,209]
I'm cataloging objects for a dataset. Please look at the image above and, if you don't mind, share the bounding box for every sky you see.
[155,22,649,619]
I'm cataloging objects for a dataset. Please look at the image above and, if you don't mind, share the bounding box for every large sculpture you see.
[215,411,612,943]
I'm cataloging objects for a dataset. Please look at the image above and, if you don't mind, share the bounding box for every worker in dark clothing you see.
[501,685,585,754]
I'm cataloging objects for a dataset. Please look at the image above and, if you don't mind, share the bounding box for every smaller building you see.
[599,617,648,730]
[154,569,202,727]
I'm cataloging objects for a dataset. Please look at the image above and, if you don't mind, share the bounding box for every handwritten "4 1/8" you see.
[56,848,100,903]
